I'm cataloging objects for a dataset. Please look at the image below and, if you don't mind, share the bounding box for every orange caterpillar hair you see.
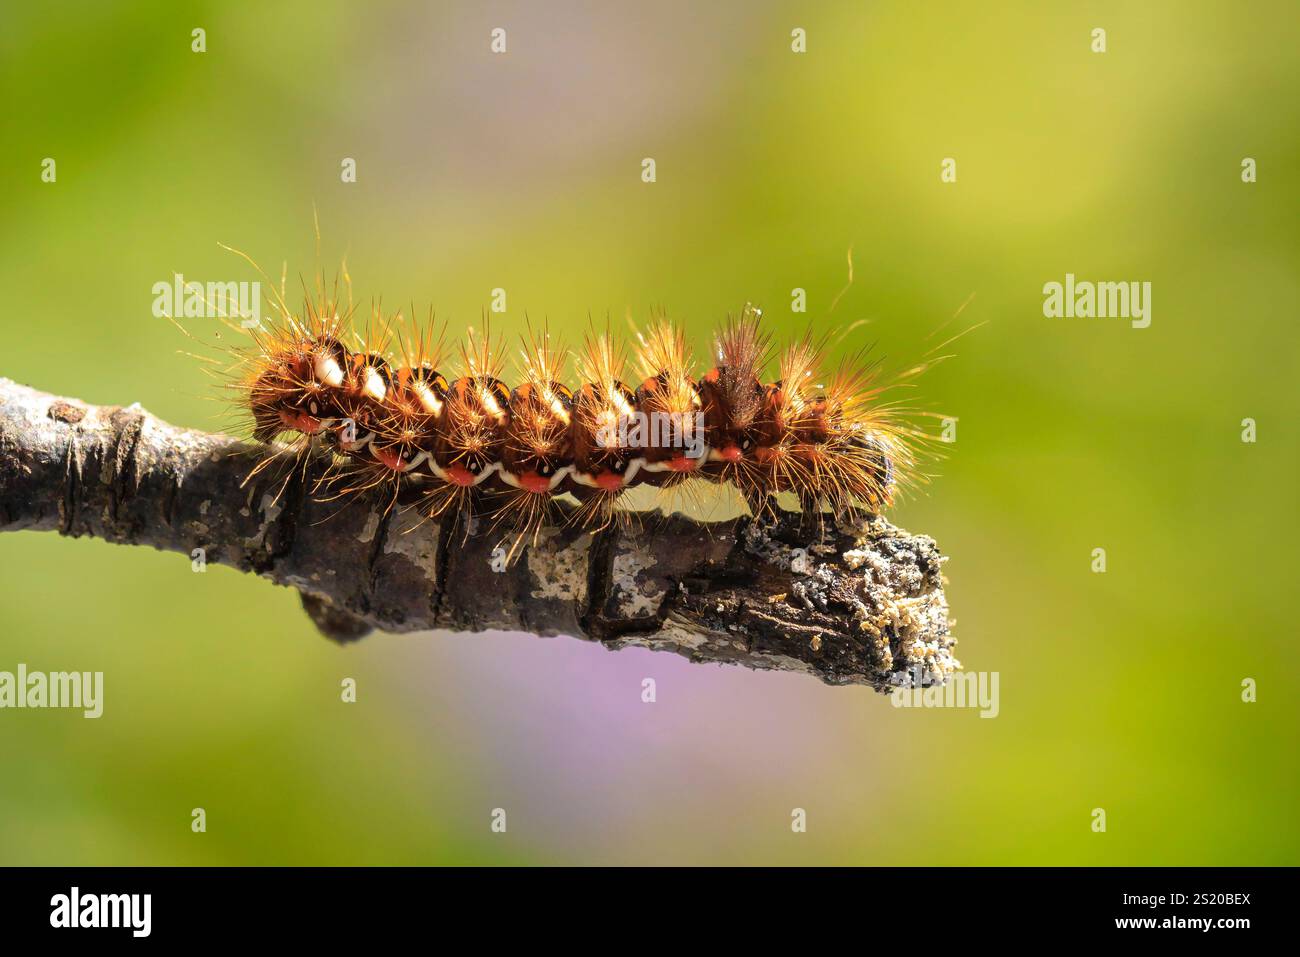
[492,325,576,559]
[194,273,945,559]
[568,325,641,532]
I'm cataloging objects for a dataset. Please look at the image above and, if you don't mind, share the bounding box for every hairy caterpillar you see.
[182,261,947,560]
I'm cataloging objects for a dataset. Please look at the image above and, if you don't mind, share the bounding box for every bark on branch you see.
[0,376,957,689]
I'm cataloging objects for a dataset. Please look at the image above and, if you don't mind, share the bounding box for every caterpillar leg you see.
[738,483,773,521]
[796,488,829,540]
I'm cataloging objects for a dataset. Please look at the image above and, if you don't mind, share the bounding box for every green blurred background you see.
[1,0,1296,865]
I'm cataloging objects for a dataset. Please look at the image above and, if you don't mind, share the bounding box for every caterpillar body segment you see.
[631,317,705,484]
[698,304,775,515]
[564,327,642,532]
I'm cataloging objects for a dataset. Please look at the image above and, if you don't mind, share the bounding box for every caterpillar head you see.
[247,335,349,441]
[844,429,897,511]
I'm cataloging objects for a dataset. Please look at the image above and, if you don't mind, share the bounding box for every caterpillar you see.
[184,264,945,561]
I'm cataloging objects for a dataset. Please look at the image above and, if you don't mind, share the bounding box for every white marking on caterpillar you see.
[480,386,505,422]
[544,389,571,424]
[637,449,709,473]
[399,450,430,472]
[467,462,500,486]
[315,354,345,388]
[361,365,387,402]
[412,381,444,416]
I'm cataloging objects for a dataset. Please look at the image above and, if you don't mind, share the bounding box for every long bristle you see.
[712,303,771,429]
[574,326,633,447]
[636,316,698,417]
[512,323,571,459]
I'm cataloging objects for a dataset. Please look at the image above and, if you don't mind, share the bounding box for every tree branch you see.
[0,376,957,690]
